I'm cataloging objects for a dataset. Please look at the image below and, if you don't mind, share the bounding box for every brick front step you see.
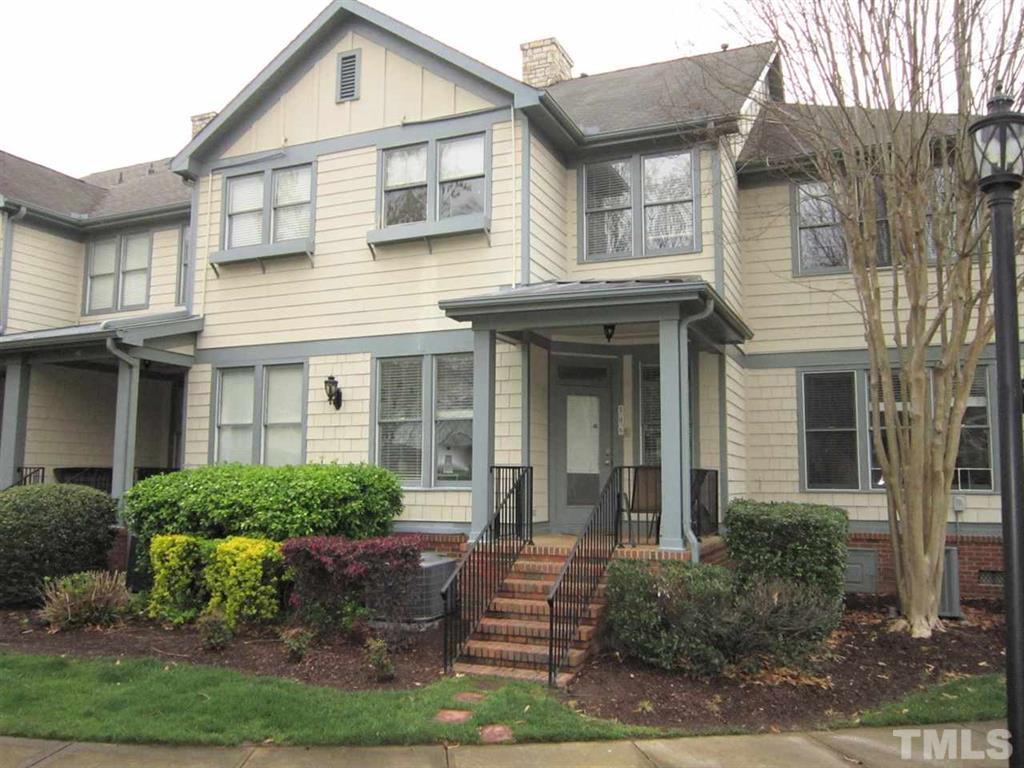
[453,662,575,688]
[489,596,604,619]
[464,639,587,668]
[511,560,565,575]
[475,616,595,643]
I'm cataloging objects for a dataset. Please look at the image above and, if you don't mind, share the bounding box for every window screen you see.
[378,357,424,484]
[438,135,485,219]
[263,364,304,466]
[383,145,428,226]
[227,174,264,248]
[217,368,255,463]
[434,353,473,482]
[640,364,661,465]
[272,166,312,243]
[803,371,859,488]
[797,182,847,271]
[585,159,633,258]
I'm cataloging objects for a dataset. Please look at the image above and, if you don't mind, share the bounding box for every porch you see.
[440,278,750,558]
[0,312,202,497]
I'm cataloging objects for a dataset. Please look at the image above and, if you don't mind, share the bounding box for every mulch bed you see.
[0,612,446,691]
[567,595,1006,732]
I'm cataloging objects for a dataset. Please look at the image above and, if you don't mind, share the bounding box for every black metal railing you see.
[16,466,45,486]
[546,468,623,685]
[618,466,720,545]
[440,465,532,672]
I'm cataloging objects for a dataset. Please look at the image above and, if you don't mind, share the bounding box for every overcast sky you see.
[1,0,757,178]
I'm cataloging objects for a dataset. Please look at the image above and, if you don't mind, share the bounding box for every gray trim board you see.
[0,206,26,334]
[718,352,729,520]
[470,330,496,536]
[392,520,471,535]
[195,329,473,366]
[0,359,30,488]
[847,519,1004,537]
[711,148,724,294]
[520,114,531,286]
[521,341,531,468]
[741,344,1003,370]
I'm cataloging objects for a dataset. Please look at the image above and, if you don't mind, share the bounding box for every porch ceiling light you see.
[324,375,343,410]
[603,324,616,342]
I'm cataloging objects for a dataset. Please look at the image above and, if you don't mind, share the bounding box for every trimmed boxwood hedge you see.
[123,463,402,558]
[725,499,849,602]
[0,484,117,606]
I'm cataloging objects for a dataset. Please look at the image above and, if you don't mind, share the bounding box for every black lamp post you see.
[970,83,1024,767]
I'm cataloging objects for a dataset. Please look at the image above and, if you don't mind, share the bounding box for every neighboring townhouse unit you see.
[0,0,1005,598]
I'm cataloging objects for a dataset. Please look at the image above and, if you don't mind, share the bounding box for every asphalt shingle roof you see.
[547,42,777,137]
[0,152,190,221]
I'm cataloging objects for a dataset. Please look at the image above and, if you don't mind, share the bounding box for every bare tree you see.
[726,0,1024,635]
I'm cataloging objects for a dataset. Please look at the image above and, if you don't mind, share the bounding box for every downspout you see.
[680,297,715,562]
[0,204,27,334]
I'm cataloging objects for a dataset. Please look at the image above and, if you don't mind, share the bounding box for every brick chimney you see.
[190,112,217,138]
[520,38,573,88]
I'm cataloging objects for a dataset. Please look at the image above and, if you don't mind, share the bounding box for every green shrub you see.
[39,571,131,630]
[0,485,117,606]
[205,537,284,628]
[123,464,403,562]
[605,560,841,676]
[725,499,849,602]
[280,627,314,663]
[148,534,218,624]
[197,607,233,651]
[364,637,394,681]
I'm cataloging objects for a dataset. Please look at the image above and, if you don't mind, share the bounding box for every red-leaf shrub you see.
[282,535,423,637]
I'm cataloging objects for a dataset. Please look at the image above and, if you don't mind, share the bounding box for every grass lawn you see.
[854,673,1006,727]
[0,652,661,746]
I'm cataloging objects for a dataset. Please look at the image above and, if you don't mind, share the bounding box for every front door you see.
[550,360,613,534]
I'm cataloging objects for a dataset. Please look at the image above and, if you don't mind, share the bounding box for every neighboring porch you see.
[0,312,202,497]
[441,278,750,558]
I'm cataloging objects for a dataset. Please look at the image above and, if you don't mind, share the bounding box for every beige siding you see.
[563,148,717,282]
[23,365,172,478]
[7,223,83,333]
[84,226,182,323]
[184,364,213,468]
[222,30,494,160]
[528,134,568,282]
[698,351,720,470]
[719,139,743,307]
[495,341,523,465]
[529,344,550,523]
[724,355,746,499]
[401,490,471,524]
[196,120,520,349]
[307,353,371,464]
[744,367,1001,524]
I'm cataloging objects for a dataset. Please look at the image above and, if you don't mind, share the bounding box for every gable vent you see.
[337,50,361,103]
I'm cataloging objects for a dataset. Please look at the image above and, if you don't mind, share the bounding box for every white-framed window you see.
[376,353,473,487]
[583,149,697,261]
[224,164,313,250]
[802,370,860,489]
[215,363,305,466]
[85,232,152,313]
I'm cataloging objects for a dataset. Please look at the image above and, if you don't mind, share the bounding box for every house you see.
[0,1,1005,650]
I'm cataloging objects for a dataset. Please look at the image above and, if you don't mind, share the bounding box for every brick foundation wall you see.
[849,532,1004,600]
[414,533,467,558]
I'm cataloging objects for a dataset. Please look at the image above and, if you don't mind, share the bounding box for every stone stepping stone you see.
[479,724,514,744]
[434,709,473,724]
[454,692,487,703]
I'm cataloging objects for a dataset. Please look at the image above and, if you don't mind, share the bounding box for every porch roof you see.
[439,278,752,344]
[0,312,203,360]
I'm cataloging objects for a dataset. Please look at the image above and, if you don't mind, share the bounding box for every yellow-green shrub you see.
[205,537,284,627]
[148,534,217,624]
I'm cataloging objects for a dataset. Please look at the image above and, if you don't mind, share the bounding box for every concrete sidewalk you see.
[1,721,1009,767]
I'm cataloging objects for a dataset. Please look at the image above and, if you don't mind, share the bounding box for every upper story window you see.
[85,232,151,314]
[796,182,847,273]
[220,164,313,259]
[378,133,487,230]
[582,149,698,261]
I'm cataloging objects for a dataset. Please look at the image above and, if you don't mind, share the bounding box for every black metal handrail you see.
[441,465,532,672]
[16,466,45,486]
[546,468,623,685]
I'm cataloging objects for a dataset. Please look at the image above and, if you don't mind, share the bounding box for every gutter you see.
[680,297,716,562]
[0,195,189,233]
[0,200,27,334]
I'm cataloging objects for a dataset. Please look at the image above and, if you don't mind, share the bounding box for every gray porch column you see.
[658,319,693,552]
[470,329,496,537]
[0,358,31,488]
[111,357,141,499]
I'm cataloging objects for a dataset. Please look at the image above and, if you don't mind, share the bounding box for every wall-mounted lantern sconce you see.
[603,324,616,343]
[324,375,343,410]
